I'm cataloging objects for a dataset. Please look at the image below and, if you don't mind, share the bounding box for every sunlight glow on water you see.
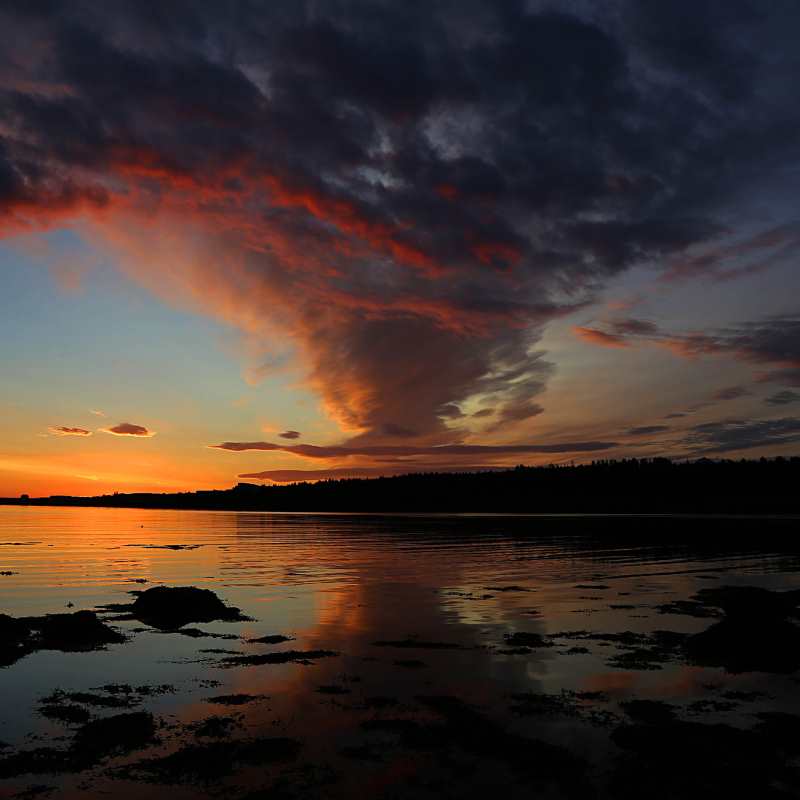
[1,507,799,798]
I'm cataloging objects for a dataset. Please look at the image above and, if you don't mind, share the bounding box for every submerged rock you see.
[372,638,463,650]
[71,712,157,759]
[1,611,125,667]
[610,718,786,799]
[503,631,553,648]
[118,737,301,784]
[205,693,268,706]
[248,634,294,645]
[0,713,156,777]
[221,649,338,667]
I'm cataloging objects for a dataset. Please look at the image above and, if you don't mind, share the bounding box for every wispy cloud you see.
[211,439,618,459]
[683,417,800,454]
[765,390,800,406]
[626,425,669,436]
[48,426,92,436]
[239,466,509,483]
[711,385,751,402]
[573,326,632,349]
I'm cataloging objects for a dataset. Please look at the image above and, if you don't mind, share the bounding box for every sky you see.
[1,0,800,496]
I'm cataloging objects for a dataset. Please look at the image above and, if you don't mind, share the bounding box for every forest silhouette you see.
[3,458,799,514]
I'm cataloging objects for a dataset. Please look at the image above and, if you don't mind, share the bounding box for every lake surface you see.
[1,506,800,799]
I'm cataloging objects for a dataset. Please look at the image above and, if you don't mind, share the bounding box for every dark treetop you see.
[2,458,799,514]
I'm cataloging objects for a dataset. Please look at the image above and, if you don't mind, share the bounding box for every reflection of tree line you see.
[5,457,800,514]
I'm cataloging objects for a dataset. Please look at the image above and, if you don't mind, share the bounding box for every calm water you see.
[1,507,799,799]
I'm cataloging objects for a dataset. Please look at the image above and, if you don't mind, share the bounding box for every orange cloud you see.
[263,175,446,276]
[572,326,632,349]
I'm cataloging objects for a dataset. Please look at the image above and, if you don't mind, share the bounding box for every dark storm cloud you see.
[711,385,751,401]
[661,318,800,379]
[765,390,800,406]
[683,417,800,454]
[577,315,800,388]
[611,318,660,336]
[627,425,670,436]
[2,0,800,449]
[662,224,800,283]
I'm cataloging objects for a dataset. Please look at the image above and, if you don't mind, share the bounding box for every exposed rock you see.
[104,586,247,630]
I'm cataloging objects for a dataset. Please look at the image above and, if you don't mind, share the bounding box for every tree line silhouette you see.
[3,457,800,514]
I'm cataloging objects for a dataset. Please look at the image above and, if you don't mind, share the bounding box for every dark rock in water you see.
[161,627,239,640]
[656,600,722,618]
[610,719,784,799]
[72,712,157,759]
[509,692,583,718]
[484,585,530,592]
[316,684,350,695]
[685,585,800,673]
[372,638,463,650]
[23,611,126,651]
[11,786,56,799]
[393,659,428,669]
[0,713,156,777]
[503,631,553,648]
[694,585,800,619]
[753,712,800,755]
[0,747,74,778]
[221,649,338,667]
[1,611,125,667]
[38,704,91,726]
[128,586,246,629]
[686,617,800,673]
[0,614,31,666]
[118,737,301,784]
[205,693,268,706]
[191,716,239,739]
[620,699,676,725]
[42,690,136,709]
[248,634,294,645]
[413,695,593,796]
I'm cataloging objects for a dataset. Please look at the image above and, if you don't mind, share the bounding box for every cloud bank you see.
[2,1,799,468]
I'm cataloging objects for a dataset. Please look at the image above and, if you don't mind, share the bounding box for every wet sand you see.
[1,507,799,799]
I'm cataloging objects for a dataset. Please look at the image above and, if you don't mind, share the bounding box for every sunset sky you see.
[2,0,800,496]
